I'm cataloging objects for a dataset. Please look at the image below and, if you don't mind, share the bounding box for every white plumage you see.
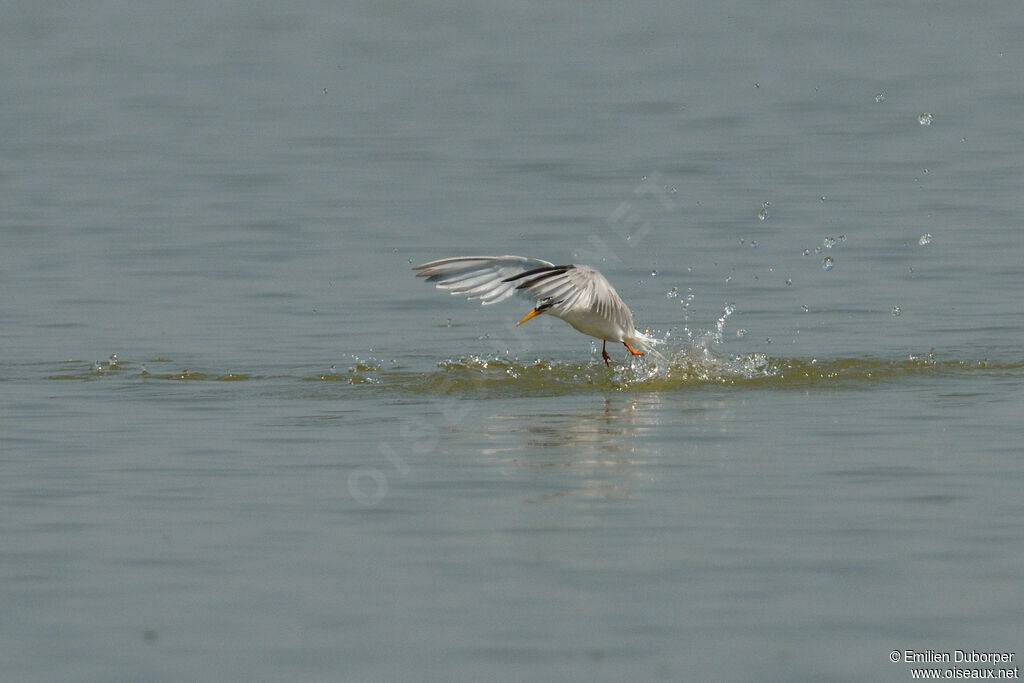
[414,255,659,364]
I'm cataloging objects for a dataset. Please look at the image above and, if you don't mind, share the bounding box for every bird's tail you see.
[629,329,666,363]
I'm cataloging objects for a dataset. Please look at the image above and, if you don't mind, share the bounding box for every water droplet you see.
[724,276,732,283]
[714,303,736,339]
[875,93,886,103]
[960,137,967,143]
[785,278,792,286]
[140,364,149,376]
[322,88,329,95]
[822,256,835,271]
[801,304,810,313]
[918,233,932,246]
[750,240,758,248]
[108,354,119,368]
[764,337,772,344]
[918,112,934,126]
[92,361,104,373]
[407,258,413,264]
[892,306,901,317]
[823,236,838,249]
[666,287,678,299]
[802,248,811,256]
[736,329,747,338]
[650,269,658,277]
[758,201,770,221]
[819,195,826,202]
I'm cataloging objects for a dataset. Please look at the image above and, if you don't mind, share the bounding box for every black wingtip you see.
[500,265,573,284]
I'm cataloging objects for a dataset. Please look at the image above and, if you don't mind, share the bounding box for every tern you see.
[414,256,659,365]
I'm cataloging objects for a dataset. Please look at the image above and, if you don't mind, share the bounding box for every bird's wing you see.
[413,255,556,305]
[506,264,635,333]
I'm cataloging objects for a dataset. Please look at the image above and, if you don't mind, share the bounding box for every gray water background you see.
[2,1,1023,680]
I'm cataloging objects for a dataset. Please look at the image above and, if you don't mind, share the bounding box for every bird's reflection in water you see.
[478,394,665,501]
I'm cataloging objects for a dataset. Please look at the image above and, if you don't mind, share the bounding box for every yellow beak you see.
[517,309,542,326]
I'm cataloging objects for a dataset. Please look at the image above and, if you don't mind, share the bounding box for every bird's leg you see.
[623,341,645,356]
[602,340,611,365]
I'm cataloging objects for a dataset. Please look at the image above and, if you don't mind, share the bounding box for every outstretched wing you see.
[413,255,556,305]
[504,264,636,334]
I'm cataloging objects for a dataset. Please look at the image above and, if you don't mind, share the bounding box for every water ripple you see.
[25,351,1024,396]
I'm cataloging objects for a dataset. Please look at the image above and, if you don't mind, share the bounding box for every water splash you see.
[716,303,737,340]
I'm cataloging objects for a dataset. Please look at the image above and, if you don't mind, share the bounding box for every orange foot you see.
[623,341,644,356]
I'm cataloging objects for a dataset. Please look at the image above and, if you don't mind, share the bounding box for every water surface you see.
[2,1,1023,680]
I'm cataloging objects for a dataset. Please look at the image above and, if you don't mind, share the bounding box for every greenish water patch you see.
[29,352,1023,396]
[385,352,1024,397]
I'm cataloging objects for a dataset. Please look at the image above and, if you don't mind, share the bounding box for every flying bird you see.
[414,256,659,365]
